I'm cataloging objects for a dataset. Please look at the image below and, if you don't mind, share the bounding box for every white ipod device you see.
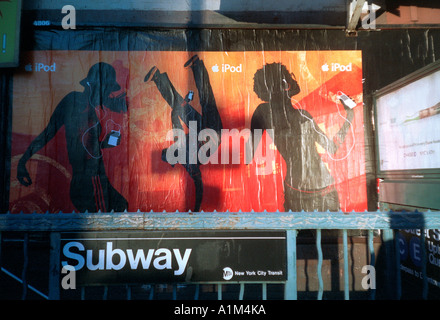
[108,130,121,147]
[338,92,357,109]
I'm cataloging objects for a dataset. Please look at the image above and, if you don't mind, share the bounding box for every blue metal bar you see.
[149,285,154,300]
[194,284,200,300]
[0,232,2,270]
[239,283,245,300]
[103,286,108,300]
[126,285,131,300]
[284,229,297,300]
[1,267,49,299]
[48,232,61,300]
[262,283,267,300]
[368,230,376,300]
[394,230,401,300]
[173,285,177,300]
[217,284,222,300]
[2,211,438,232]
[21,233,29,300]
[382,229,396,299]
[316,229,323,300]
[421,229,428,299]
[343,229,349,300]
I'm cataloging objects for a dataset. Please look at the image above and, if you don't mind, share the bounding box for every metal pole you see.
[48,232,61,300]
[284,229,297,300]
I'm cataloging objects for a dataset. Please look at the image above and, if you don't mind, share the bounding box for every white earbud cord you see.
[289,90,356,161]
[82,84,122,159]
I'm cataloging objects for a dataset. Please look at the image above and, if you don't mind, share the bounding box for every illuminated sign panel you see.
[376,67,440,173]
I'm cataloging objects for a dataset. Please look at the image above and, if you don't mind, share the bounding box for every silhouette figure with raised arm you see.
[248,63,354,212]
[17,62,128,213]
[145,55,222,212]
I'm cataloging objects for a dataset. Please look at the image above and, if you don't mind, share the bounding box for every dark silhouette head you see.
[253,63,300,102]
[80,62,121,95]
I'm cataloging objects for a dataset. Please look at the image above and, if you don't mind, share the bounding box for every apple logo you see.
[25,64,32,72]
[321,63,329,72]
[211,64,219,73]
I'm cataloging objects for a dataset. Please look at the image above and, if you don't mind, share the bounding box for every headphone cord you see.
[81,84,121,159]
[290,92,356,161]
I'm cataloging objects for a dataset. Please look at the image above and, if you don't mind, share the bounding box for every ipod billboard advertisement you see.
[9,50,366,213]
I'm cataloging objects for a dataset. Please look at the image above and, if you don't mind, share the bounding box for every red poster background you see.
[9,50,366,213]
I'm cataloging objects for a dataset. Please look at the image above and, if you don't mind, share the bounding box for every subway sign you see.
[60,231,287,285]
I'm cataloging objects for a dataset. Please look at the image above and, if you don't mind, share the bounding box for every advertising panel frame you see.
[374,59,440,180]
[374,61,440,296]
[8,44,367,214]
[0,28,381,214]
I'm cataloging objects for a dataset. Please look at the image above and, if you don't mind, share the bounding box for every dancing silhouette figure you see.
[17,62,128,213]
[145,55,222,212]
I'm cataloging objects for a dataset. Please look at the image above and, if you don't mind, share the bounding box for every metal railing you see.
[0,210,439,300]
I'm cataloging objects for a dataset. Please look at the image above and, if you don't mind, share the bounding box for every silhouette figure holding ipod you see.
[17,62,128,212]
[145,55,222,212]
[249,63,354,212]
